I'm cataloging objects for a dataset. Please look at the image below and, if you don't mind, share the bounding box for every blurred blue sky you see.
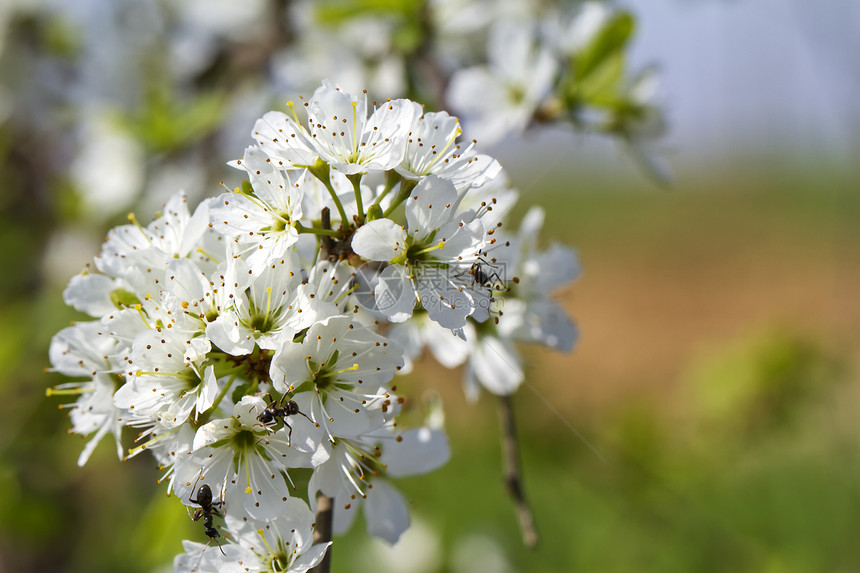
[628,0,860,162]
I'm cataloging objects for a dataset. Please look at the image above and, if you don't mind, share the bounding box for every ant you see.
[256,393,317,446]
[187,475,226,557]
[467,257,509,291]
[463,257,519,325]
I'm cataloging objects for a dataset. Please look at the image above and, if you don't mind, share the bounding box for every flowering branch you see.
[499,394,539,548]
[47,80,581,573]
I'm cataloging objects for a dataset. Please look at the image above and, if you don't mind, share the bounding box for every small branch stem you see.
[498,393,539,548]
[320,207,336,260]
[309,494,334,573]
[296,223,339,237]
[347,173,365,224]
[382,177,417,218]
[308,160,349,226]
[372,170,400,211]
[207,374,236,414]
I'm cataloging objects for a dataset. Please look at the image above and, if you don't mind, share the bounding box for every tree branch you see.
[309,494,334,573]
[498,393,539,548]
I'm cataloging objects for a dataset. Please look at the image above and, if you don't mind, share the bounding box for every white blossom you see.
[48,321,125,465]
[213,146,306,272]
[447,21,557,146]
[174,497,330,573]
[396,109,501,192]
[172,396,326,522]
[351,176,487,329]
[270,315,404,441]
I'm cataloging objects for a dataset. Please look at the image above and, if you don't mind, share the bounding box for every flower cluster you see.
[47,81,579,571]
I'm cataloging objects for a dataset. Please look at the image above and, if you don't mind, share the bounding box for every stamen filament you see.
[258,528,276,555]
[135,370,188,380]
[46,386,94,397]
[127,213,152,244]
[332,284,359,305]
[414,241,446,256]
[244,456,253,493]
[351,101,358,153]
[422,127,461,173]
[196,247,220,263]
[134,304,152,329]
[286,101,301,125]
[127,425,182,460]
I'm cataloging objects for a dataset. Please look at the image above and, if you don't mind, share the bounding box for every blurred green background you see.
[6,161,859,572]
[2,1,860,572]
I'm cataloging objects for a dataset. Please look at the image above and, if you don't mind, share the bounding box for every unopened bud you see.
[366,204,383,221]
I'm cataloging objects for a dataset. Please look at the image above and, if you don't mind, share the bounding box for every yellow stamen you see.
[134,304,152,329]
[414,241,446,256]
[135,370,188,379]
[286,101,301,125]
[244,456,253,493]
[333,284,359,305]
[46,387,94,397]
[127,213,152,244]
[258,528,276,556]
[339,363,359,375]
[196,247,219,264]
[351,100,359,152]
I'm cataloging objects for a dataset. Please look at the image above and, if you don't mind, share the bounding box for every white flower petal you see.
[424,318,473,368]
[63,273,117,317]
[374,265,416,323]
[405,176,458,241]
[252,110,319,168]
[468,336,523,395]
[195,366,219,415]
[288,542,332,573]
[316,388,386,439]
[332,492,362,535]
[383,428,450,477]
[416,277,473,330]
[206,312,255,356]
[365,480,410,544]
[351,219,408,262]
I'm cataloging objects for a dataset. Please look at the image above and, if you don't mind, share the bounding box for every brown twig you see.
[498,393,539,548]
[319,206,338,261]
[309,494,334,573]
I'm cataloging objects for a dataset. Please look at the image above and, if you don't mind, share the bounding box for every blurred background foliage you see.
[2,0,860,572]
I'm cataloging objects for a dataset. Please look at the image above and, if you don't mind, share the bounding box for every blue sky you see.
[627,0,860,160]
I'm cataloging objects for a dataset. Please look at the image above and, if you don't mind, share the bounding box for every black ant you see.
[464,257,519,325]
[187,476,226,557]
[257,393,317,445]
[467,257,508,290]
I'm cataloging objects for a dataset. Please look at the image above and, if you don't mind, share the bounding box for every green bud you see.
[366,204,383,221]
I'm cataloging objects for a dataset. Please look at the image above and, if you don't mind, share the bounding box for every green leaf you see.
[574,12,635,84]
[314,0,421,23]
[120,87,224,154]
[576,51,626,107]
